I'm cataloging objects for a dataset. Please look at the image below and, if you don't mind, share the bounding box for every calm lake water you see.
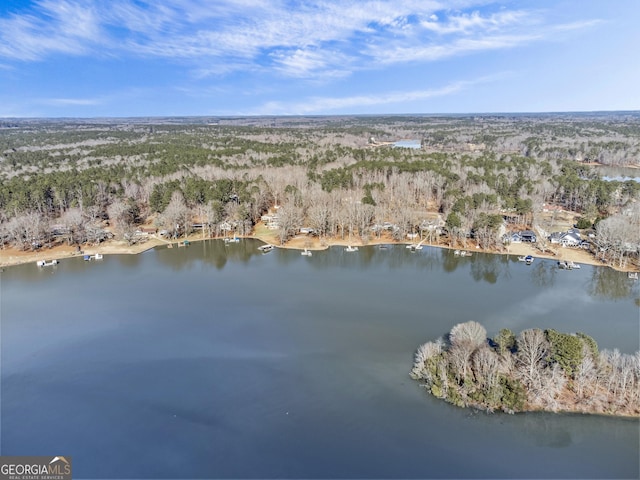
[1,240,639,479]
[598,165,640,183]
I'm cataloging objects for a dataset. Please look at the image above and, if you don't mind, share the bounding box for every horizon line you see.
[2,109,640,121]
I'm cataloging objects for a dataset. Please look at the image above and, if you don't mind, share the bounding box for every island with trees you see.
[410,321,640,416]
[0,114,639,270]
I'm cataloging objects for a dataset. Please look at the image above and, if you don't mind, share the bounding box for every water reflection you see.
[588,266,639,301]
[154,239,260,271]
[599,165,640,183]
[469,253,511,284]
[530,261,557,288]
[2,241,638,305]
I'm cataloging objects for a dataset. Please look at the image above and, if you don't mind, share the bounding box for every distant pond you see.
[598,165,640,182]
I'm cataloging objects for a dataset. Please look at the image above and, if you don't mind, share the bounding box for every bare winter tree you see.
[202,201,221,238]
[4,212,48,250]
[307,199,332,239]
[276,205,303,245]
[574,345,597,399]
[472,346,502,403]
[159,191,190,238]
[411,339,444,380]
[450,321,487,348]
[516,328,549,391]
[448,321,488,383]
[107,199,139,243]
[60,208,86,245]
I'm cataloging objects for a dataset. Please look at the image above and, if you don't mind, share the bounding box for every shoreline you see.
[1,231,638,273]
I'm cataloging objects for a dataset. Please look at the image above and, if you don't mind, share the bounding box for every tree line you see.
[0,116,638,269]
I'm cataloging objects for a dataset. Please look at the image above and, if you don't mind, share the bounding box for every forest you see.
[410,321,640,416]
[0,113,639,268]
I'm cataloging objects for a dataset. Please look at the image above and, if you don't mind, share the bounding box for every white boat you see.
[36,259,59,267]
[225,237,240,244]
[454,250,460,255]
[567,261,580,269]
[301,249,312,257]
[406,244,423,251]
[94,254,103,260]
[629,272,639,280]
[258,244,274,253]
[460,251,472,257]
[344,246,359,252]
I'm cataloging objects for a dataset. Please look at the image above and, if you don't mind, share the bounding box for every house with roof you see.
[502,232,522,243]
[520,230,537,243]
[549,228,582,247]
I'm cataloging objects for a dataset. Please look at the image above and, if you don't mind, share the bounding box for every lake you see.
[598,165,640,183]
[1,240,638,479]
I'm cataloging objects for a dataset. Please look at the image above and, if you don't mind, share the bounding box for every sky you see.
[0,0,638,117]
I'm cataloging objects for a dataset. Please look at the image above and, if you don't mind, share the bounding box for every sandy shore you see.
[1,230,638,273]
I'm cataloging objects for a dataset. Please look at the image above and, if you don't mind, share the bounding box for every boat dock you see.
[36,259,59,267]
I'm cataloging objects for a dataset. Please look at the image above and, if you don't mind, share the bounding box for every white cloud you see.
[0,0,602,81]
[251,74,507,115]
[422,10,534,34]
[40,98,102,106]
[269,48,352,79]
[371,33,543,65]
[551,19,603,32]
[0,0,104,60]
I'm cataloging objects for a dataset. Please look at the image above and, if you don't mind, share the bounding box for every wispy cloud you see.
[0,0,601,81]
[0,0,104,60]
[251,74,508,115]
[371,33,543,65]
[551,19,603,32]
[269,48,352,79]
[40,97,103,106]
[419,10,535,35]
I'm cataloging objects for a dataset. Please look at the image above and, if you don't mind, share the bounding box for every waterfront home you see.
[520,230,537,243]
[502,232,522,243]
[549,228,582,247]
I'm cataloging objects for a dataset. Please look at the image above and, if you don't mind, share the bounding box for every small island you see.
[410,321,640,416]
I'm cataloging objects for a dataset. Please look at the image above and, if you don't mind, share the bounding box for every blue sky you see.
[0,0,638,117]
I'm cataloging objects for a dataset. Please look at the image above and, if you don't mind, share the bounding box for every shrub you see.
[575,217,592,229]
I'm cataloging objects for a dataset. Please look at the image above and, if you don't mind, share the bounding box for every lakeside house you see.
[502,230,537,244]
[261,214,279,230]
[520,230,537,243]
[503,232,523,243]
[135,226,157,237]
[549,228,583,247]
